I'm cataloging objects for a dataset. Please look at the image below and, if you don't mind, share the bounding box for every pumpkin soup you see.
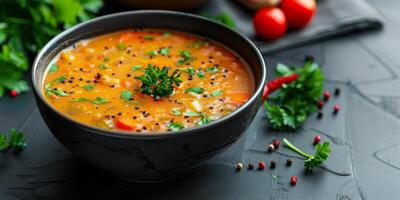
[43,29,254,133]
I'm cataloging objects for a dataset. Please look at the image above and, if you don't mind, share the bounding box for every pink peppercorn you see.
[314,135,321,144]
[333,104,340,113]
[272,139,280,149]
[323,91,331,101]
[258,161,266,170]
[10,90,18,97]
[318,100,324,109]
[290,176,297,186]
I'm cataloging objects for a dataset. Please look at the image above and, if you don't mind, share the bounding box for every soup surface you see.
[43,29,254,133]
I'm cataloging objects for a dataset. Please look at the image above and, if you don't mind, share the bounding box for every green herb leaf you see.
[54,75,66,83]
[92,97,109,104]
[198,70,205,78]
[160,47,169,56]
[72,97,90,102]
[0,128,26,152]
[207,66,219,73]
[180,67,195,76]
[211,90,222,97]
[103,57,110,62]
[117,42,126,50]
[136,64,182,99]
[49,64,58,73]
[200,12,236,29]
[178,50,194,66]
[99,63,108,70]
[120,91,132,101]
[131,65,142,71]
[53,88,69,97]
[185,87,205,94]
[184,111,199,117]
[197,114,211,126]
[147,50,158,56]
[168,122,184,131]
[143,35,154,40]
[83,84,94,90]
[171,108,182,116]
[163,32,171,38]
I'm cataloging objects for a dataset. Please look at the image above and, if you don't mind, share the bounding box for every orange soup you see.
[43,29,254,133]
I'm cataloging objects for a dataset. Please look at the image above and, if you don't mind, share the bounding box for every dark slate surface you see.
[2,0,400,199]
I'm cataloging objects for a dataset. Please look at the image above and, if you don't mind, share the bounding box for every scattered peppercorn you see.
[334,88,340,96]
[268,144,275,152]
[270,160,277,169]
[317,112,323,119]
[248,163,254,170]
[333,104,340,113]
[236,163,243,171]
[272,139,280,149]
[286,159,293,166]
[318,100,324,109]
[290,176,298,186]
[10,90,18,97]
[314,135,321,145]
[323,91,331,101]
[258,161,266,170]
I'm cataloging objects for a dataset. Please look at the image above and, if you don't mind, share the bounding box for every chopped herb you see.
[188,40,208,49]
[197,114,211,125]
[131,65,142,71]
[172,108,182,116]
[103,57,110,62]
[83,84,94,90]
[54,75,66,83]
[143,35,154,40]
[136,64,182,99]
[184,111,199,117]
[198,70,205,78]
[185,87,205,94]
[180,67,195,76]
[168,122,184,131]
[117,43,126,50]
[99,63,108,70]
[0,128,26,152]
[53,88,69,97]
[120,91,132,101]
[283,138,331,171]
[160,47,170,56]
[264,61,324,130]
[49,64,58,73]
[147,50,158,56]
[92,97,109,104]
[163,32,171,38]
[207,66,219,73]
[178,50,194,66]
[72,98,90,102]
[211,90,222,97]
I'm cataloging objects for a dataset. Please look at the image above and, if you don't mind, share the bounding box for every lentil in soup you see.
[43,29,254,133]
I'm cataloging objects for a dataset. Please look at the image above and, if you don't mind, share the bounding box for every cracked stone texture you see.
[2,0,400,199]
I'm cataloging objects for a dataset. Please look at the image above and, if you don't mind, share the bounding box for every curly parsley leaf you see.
[136,64,182,99]
[0,128,26,152]
[264,61,324,130]
[283,138,331,171]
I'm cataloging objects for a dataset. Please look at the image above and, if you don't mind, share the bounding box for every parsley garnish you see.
[184,111,199,117]
[200,12,236,29]
[103,57,110,62]
[147,50,158,56]
[188,40,208,49]
[283,138,331,170]
[180,67,195,76]
[53,88,69,97]
[131,65,142,71]
[160,47,169,56]
[83,84,94,90]
[163,32,171,38]
[120,91,132,101]
[0,128,26,152]
[99,63,108,70]
[136,64,182,99]
[207,66,219,73]
[49,64,58,73]
[197,114,211,126]
[177,50,194,66]
[264,61,324,130]
[211,90,222,97]
[72,97,109,104]
[117,43,126,50]
[197,70,205,78]
[171,108,182,116]
[185,87,205,94]
[168,122,184,131]
[143,35,154,40]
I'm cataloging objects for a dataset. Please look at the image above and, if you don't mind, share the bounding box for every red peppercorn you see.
[10,90,18,97]
[314,135,321,144]
[272,139,280,149]
[323,91,331,101]
[258,161,266,170]
[333,104,340,113]
[290,176,297,186]
[318,100,324,109]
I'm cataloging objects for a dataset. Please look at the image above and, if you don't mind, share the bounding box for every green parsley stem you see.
[283,138,313,158]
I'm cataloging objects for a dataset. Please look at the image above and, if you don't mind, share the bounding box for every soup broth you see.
[43,29,254,133]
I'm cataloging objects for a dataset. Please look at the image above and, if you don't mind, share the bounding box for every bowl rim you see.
[32,10,266,139]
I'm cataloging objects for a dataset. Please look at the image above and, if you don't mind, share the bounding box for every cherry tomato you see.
[281,0,316,29]
[253,7,287,40]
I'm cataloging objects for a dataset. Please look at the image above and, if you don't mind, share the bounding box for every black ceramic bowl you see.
[32,10,266,182]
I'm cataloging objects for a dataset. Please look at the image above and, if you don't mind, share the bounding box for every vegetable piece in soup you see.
[43,29,254,133]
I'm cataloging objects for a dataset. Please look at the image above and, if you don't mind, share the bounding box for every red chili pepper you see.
[314,135,321,144]
[258,161,266,170]
[318,100,324,109]
[333,104,340,113]
[323,91,331,101]
[262,74,299,101]
[272,139,280,149]
[10,90,18,97]
[290,176,298,185]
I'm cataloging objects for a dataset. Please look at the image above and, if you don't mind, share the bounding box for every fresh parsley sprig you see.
[136,64,182,99]
[264,61,324,130]
[283,138,331,170]
[0,128,26,152]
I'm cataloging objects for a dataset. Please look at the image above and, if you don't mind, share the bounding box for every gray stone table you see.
[1,0,399,199]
